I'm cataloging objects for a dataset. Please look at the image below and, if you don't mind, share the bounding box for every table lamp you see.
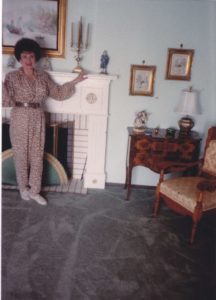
[174,87,201,135]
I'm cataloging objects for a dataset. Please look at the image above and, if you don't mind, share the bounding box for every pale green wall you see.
[3,0,216,186]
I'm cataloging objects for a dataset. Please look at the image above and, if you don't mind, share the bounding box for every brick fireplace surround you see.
[2,69,117,189]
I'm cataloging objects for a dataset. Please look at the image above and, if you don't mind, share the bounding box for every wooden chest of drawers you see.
[125,127,201,199]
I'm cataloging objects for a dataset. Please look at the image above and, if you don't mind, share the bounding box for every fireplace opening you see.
[45,112,88,180]
[2,121,74,178]
[2,112,88,184]
[45,122,73,177]
[2,117,88,194]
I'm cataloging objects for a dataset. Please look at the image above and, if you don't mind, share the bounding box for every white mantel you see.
[3,69,117,189]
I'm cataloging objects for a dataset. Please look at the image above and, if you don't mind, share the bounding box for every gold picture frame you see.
[2,0,67,58]
[165,48,194,81]
[129,64,156,96]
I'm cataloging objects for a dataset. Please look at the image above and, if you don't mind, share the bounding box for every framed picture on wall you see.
[129,64,156,96]
[2,0,67,58]
[165,48,194,81]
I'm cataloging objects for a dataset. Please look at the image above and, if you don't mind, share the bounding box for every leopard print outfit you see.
[3,67,75,195]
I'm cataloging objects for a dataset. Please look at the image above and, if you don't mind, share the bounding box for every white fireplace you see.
[3,69,117,189]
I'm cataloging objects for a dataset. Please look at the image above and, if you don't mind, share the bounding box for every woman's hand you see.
[74,71,88,84]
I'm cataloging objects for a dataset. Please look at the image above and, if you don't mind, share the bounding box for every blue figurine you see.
[100,50,109,74]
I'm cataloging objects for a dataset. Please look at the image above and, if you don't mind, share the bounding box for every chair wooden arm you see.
[157,159,202,184]
[197,179,216,192]
[157,159,202,174]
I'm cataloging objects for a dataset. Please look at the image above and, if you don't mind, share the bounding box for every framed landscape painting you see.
[2,0,66,57]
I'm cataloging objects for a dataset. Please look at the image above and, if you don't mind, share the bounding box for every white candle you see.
[80,17,83,47]
[71,22,74,47]
[85,23,89,48]
[77,17,82,48]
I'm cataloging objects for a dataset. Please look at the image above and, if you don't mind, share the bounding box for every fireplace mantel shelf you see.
[3,68,117,189]
[48,70,117,80]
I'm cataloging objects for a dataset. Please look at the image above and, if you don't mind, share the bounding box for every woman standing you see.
[3,38,87,205]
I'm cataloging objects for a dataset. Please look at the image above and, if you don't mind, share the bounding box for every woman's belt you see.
[15,102,41,108]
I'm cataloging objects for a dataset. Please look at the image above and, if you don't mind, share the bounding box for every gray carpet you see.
[2,186,216,300]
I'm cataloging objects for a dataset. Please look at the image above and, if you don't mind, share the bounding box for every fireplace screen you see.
[45,122,72,176]
[2,121,72,176]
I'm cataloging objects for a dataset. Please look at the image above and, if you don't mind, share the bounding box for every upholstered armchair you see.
[154,127,216,243]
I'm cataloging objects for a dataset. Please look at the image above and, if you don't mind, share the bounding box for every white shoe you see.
[20,189,30,201]
[30,194,47,206]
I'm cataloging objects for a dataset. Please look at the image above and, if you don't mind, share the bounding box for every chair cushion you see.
[160,177,216,213]
[202,140,216,176]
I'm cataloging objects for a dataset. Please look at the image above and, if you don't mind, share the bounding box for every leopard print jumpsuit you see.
[3,68,76,195]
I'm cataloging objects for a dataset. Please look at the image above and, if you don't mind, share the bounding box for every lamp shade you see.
[175,89,201,115]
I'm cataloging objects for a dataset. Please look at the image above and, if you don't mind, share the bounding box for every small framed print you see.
[165,48,194,81]
[129,64,156,96]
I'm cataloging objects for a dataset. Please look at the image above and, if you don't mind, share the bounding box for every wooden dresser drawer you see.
[125,127,201,199]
